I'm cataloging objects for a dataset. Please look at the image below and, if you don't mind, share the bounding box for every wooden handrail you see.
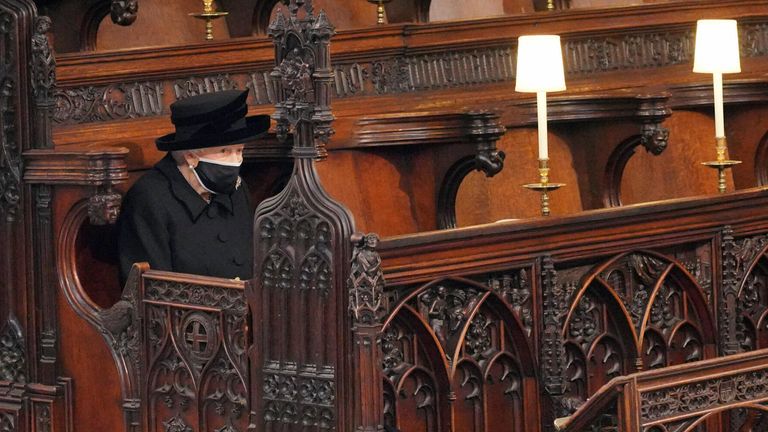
[557,348,768,431]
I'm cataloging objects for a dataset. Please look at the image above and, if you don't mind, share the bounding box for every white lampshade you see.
[693,19,741,74]
[515,35,566,93]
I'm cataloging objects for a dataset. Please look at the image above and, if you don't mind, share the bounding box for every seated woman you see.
[118,89,270,283]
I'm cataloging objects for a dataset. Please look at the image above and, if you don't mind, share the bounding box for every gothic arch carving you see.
[381,276,538,431]
[563,251,715,388]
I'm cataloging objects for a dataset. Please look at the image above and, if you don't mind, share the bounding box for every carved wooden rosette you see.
[249,2,358,431]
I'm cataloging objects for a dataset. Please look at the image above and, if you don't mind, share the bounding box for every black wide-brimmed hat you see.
[156,89,271,151]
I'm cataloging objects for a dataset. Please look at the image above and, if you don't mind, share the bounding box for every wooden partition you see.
[374,188,768,431]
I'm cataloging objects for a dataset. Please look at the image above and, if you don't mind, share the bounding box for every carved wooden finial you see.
[268,2,335,158]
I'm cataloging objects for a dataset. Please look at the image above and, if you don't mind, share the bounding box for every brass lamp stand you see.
[190,0,228,41]
[367,0,392,25]
[524,159,565,217]
[693,20,742,194]
[701,137,741,194]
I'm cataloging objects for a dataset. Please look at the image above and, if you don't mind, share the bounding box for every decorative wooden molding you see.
[52,11,768,126]
[669,79,768,109]
[25,147,128,225]
[378,188,768,285]
[559,348,768,431]
[23,147,128,185]
[141,273,248,432]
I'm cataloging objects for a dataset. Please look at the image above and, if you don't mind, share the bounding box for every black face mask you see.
[192,158,242,195]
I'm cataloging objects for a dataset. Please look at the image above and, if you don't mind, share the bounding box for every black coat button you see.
[233,256,245,266]
[217,232,228,243]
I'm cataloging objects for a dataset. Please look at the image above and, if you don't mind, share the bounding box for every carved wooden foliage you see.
[381,277,535,432]
[0,317,25,383]
[141,279,247,432]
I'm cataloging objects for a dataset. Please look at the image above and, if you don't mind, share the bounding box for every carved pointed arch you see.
[384,276,535,375]
[381,275,539,431]
[381,306,451,432]
[562,277,641,360]
[565,250,716,374]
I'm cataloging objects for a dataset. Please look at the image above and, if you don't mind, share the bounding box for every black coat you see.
[118,154,253,284]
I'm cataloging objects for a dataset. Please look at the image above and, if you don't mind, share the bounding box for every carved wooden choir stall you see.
[5,0,768,431]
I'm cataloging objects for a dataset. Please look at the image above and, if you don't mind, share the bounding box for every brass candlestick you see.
[189,0,228,41]
[524,159,565,216]
[701,137,741,194]
[367,0,392,25]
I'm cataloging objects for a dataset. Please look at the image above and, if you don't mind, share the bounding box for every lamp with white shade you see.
[517,35,566,216]
[694,19,742,193]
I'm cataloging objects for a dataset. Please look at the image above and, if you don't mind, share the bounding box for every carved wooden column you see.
[720,226,741,356]
[540,255,567,432]
[348,234,385,432]
[248,2,359,431]
[0,1,75,431]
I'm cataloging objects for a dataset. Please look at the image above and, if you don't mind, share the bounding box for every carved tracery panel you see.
[561,251,716,409]
[141,278,248,432]
[381,277,536,432]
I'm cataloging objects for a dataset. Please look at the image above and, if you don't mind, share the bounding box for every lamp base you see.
[523,182,565,217]
[189,12,228,40]
[701,159,741,194]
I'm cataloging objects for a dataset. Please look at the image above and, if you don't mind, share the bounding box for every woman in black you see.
[117,89,270,283]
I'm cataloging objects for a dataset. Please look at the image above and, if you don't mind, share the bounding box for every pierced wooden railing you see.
[556,348,768,432]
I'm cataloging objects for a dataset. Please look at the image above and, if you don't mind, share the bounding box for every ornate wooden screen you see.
[138,270,248,432]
